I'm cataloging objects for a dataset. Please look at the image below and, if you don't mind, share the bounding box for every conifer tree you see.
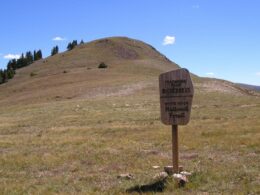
[67,42,72,50]
[33,50,37,61]
[0,69,3,84]
[36,50,42,60]
[7,59,17,70]
[26,51,33,65]
[2,70,8,83]
[51,46,59,56]
[67,40,78,50]
[72,40,78,48]
[16,53,24,68]
[7,69,15,79]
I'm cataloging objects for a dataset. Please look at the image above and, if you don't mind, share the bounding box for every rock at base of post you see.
[164,165,184,175]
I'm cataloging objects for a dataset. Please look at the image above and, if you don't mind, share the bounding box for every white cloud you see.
[206,72,215,77]
[52,36,66,41]
[3,54,21,59]
[163,35,176,45]
[256,72,260,76]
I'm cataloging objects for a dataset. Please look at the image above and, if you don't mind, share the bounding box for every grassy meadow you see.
[0,37,259,194]
[0,83,259,194]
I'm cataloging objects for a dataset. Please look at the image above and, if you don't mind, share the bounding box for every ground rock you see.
[173,173,188,187]
[117,173,134,180]
[153,171,168,181]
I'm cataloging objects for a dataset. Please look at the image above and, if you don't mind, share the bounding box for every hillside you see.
[0,37,258,107]
[0,37,259,194]
[0,37,182,106]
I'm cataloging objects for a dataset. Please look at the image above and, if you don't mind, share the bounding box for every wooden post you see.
[172,125,179,173]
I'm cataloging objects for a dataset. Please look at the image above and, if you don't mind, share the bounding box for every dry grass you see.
[0,37,259,194]
[0,85,259,194]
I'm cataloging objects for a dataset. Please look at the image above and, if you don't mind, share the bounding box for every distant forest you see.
[0,39,84,85]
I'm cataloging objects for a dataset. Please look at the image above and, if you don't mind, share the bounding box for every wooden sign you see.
[159,68,194,174]
[159,68,194,125]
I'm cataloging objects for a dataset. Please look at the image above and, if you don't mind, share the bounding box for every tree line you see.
[0,39,84,85]
[0,50,42,84]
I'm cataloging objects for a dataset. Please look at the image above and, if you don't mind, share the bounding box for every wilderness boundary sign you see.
[159,68,194,125]
[159,68,194,173]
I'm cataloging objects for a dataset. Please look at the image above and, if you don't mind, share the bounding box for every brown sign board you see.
[159,68,194,125]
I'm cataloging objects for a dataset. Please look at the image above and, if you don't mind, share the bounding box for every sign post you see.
[159,68,194,174]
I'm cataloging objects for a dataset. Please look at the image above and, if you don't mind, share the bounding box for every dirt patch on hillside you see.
[114,45,139,60]
[95,38,139,60]
[79,81,152,99]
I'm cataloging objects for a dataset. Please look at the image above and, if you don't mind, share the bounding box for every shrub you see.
[98,62,108,69]
[30,72,37,77]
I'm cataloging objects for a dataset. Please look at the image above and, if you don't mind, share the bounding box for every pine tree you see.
[55,46,59,55]
[33,50,37,61]
[7,59,17,70]
[67,40,78,51]
[51,46,59,56]
[2,69,8,83]
[26,51,33,65]
[80,39,84,44]
[0,69,3,84]
[36,50,42,60]
[67,42,72,50]
[72,40,78,48]
[7,69,15,79]
[16,53,24,68]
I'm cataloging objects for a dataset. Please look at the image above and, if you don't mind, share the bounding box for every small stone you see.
[173,173,188,187]
[180,171,192,176]
[164,166,173,175]
[153,171,168,181]
[117,173,134,180]
[152,165,160,169]
[164,165,184,175]
[173,173,183,180]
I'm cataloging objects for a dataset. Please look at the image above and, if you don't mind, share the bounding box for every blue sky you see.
[0,0,259,85]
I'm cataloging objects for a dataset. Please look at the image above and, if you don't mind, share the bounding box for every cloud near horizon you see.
[4,54,21,59]
[256,72,260,76]
[52,36,66,41]
[163,35,175,45]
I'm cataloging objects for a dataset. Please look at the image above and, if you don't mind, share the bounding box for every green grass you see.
[0,86,259,194]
